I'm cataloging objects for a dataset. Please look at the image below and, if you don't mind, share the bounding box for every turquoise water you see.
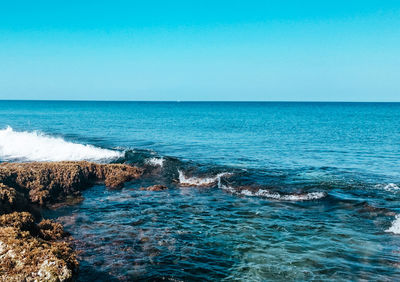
[1,101,400,280]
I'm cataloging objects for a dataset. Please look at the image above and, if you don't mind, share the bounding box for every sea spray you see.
[381,183,400,192]
[0,126,122,162]
[218,181,326,201]
[178,170,232,186]
[145,157,165,167]
[386,215,400,235]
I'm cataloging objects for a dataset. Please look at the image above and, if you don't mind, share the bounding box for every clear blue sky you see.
[0,1,399,101]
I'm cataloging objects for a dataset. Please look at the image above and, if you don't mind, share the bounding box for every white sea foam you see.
[386,214,400,234]
[0,126,123,162]
[178,170,232,186]
[145,157,165,167]
[218,182,236,193]
[246,189,326,201]
[380,183,400,192]
[219,182,326,201]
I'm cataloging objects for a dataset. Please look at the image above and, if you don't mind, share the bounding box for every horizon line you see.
[0,99,399,103]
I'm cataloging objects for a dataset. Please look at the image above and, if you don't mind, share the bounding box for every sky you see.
[0,1,399,101]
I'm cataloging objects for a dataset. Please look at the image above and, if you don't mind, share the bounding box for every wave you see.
[218,182,326,201]
[178,170,232,187]
[242,189,326,201]
[376,183,400,192]
[0,126,123,162]
[386,214,400,234]
[145,157,165,167]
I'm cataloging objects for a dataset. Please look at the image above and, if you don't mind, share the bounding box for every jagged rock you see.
[0,161,143,281]
[0,183,28,214]
[0,226,77,281]
[139,184,168,191]
[0,161,143,206]
[38,219,66,240]
[0,212,35,231]
[0,211,77,281]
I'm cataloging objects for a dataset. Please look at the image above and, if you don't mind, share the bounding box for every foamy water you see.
[0,126,122,162]
[386,215,400,235]
[178,170,232,186]
[240,189,326,201]
[145,157,165,167]
[379,183,400,192]
[218,182,326,201]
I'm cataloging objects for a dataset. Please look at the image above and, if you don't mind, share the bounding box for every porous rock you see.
[0,161,143,281]
[139,184,168,191]
[0,161,143,206]
[0,212,77,281]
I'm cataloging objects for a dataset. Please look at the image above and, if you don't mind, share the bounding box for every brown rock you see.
[0,226,78,281]
[0,211,76,281]
[38,219,66,240]
[0,183,28,214]
[139,185,168,191]
[0,161,143,206]
[0,211,35,231]
[0,161,143,281]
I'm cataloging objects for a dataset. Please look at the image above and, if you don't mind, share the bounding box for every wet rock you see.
[0,211,35,231]
[0,211,77,281]
[356,201,396,217]
[139,185,168,191]
[48,195,85,209]
[0,226,78,281]
[0,183,28,214]
[38,219,66,240]
[0,161,143,281]
[0,161,143,206]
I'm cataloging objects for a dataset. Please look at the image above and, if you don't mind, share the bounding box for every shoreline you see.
[0,161,143,281]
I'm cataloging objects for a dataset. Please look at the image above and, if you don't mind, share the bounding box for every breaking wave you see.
[241,189,326,201]
[178,170,232,186]
[218,182,326,201]
[386,214,400,235]
[0,126,123,162]
[145,157,165,167]
[376,183,400,192]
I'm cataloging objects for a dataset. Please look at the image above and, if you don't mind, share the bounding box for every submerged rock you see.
[139,184,168,191]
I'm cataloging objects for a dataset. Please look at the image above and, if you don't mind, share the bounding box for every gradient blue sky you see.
[0,1,399,101]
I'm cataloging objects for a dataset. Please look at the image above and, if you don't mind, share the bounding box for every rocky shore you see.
[0,161,143,281]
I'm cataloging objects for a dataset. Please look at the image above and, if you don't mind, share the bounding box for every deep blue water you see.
[1,101,400,280]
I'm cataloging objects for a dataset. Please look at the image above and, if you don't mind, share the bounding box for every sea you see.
[0,100,400,281]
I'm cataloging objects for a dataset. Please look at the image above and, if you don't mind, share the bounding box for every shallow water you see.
[1,101,400,280]
[44,183,400,281]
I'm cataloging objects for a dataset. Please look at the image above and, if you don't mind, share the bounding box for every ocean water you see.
[1,101,400,280]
